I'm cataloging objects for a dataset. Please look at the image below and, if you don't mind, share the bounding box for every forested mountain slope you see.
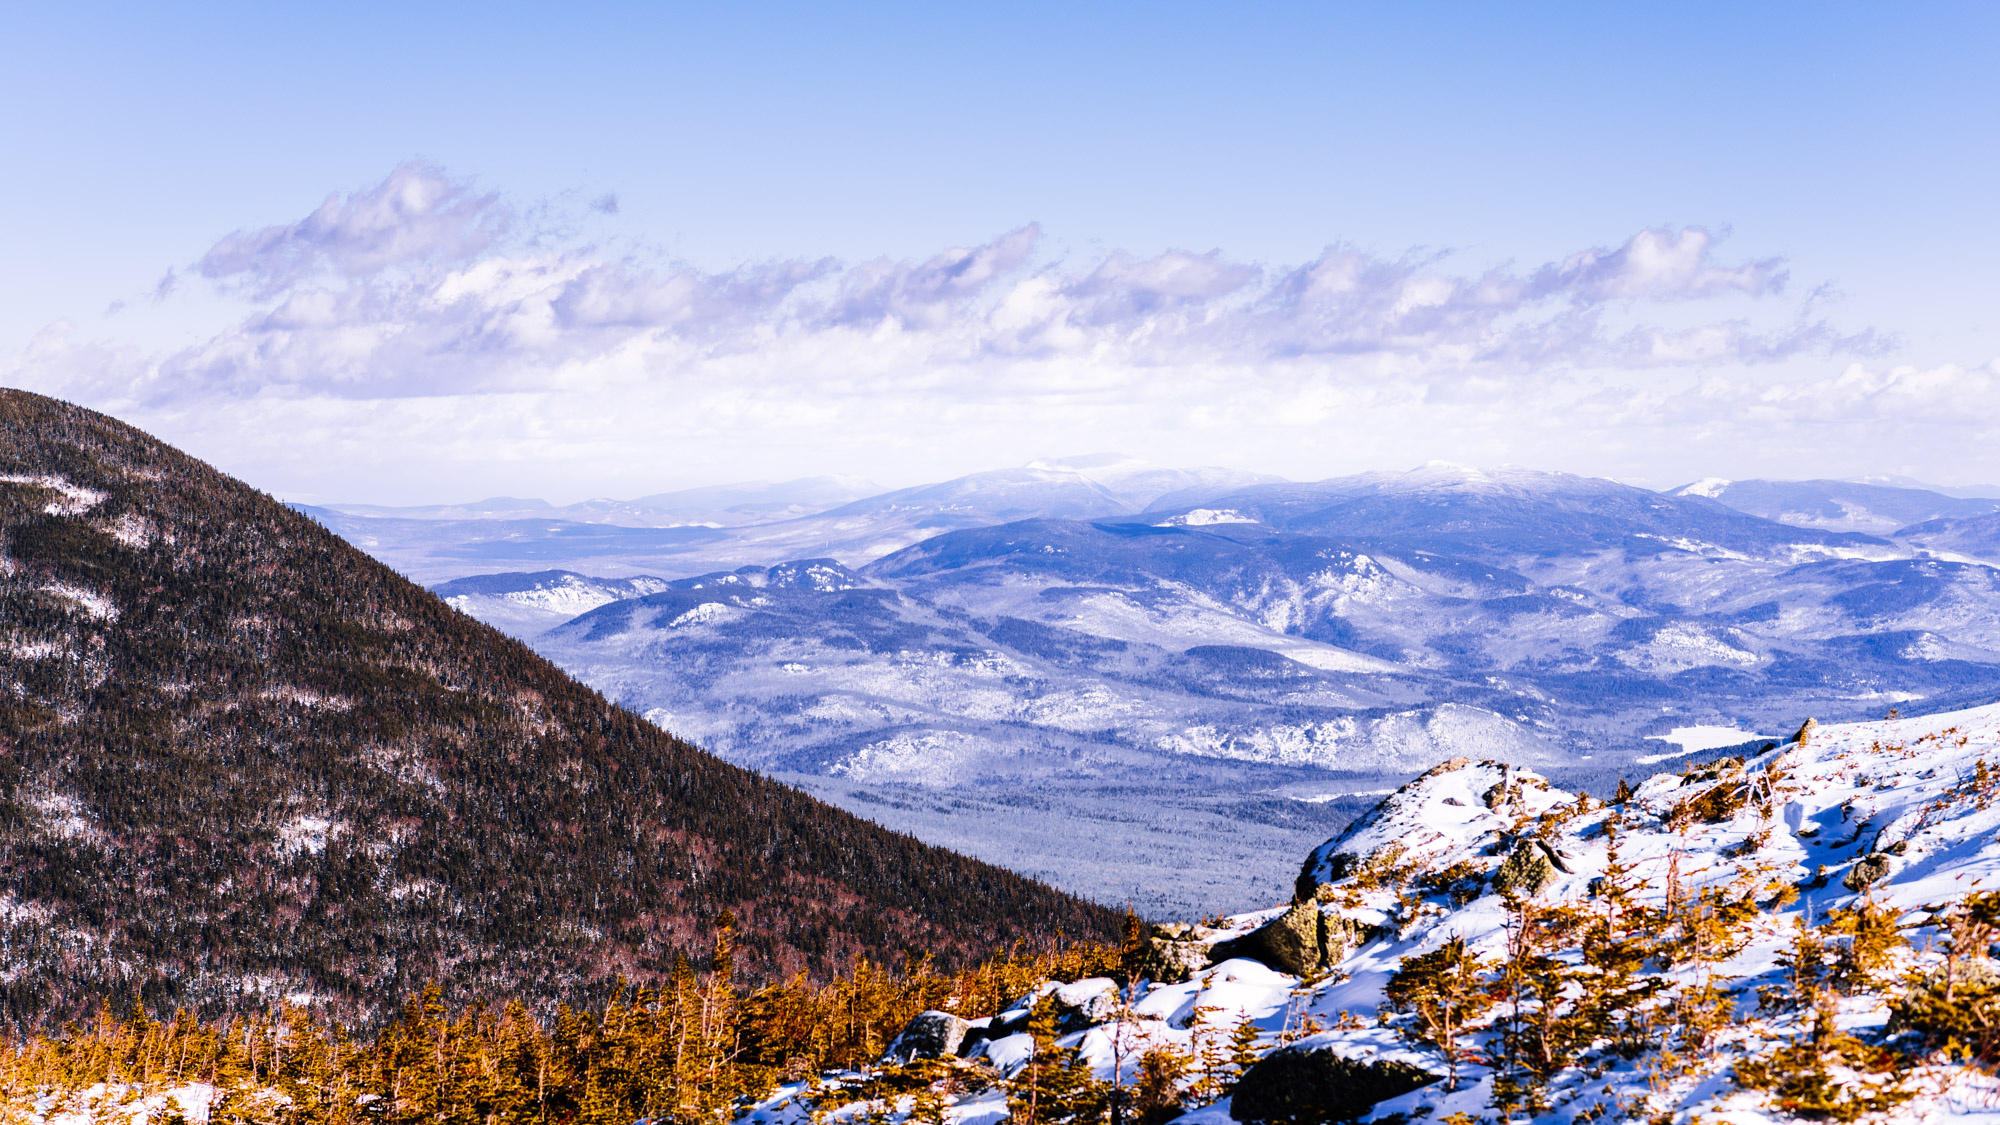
[0,391,1119,1029]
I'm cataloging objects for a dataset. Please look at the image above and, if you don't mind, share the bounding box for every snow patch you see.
[663,601,739,629]
[259,685,354,711]
[39,582,117,621]
[4,637,62,660]
[276,815,342,856]
[0,474,108,516]
[1643,724,1770,756]
[498,575,671,616]
[1615,623,1757,673]
[1156,704,1548,770]
[833,730,979,784]
[104,512,155,548]
[1157,508,1257,527]
[28,791,91,839]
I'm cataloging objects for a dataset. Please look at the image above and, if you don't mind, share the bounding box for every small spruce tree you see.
[1384,936,1493,1091]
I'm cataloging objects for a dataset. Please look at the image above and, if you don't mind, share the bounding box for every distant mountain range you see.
[1669,476,2000,534]
[326,475,885,528]
[297,455,1281,585]
[364,462,2000,914]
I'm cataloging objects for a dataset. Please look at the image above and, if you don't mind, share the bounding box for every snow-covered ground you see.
[746,701,2000,1125]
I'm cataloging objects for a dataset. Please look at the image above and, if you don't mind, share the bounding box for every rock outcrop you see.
[1230,1042,1440,1123]
[1211,902,1325,977]
[882,1011,969,1062]
[1208,903,1376,978]
[1294,758,1558,901]
[1142,925,1217,983]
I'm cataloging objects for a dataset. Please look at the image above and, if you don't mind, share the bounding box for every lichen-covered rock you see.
[1321,914,1375,964]
[1230,1043,1440,1123]
[1492,838,1556,897]
[1844,852,1893,891]
[1211,901,1326,977]
[1143,937,1213,983]
[882,1010,969,1062]
[1051,978,1120,1031]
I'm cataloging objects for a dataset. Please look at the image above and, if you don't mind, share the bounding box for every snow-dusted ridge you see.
[742,702,2000,1125]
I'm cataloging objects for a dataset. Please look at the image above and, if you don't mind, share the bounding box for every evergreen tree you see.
[1008,996,1106,1125]
[1383,936,1493,1091]
[1130,1045,1190,1125]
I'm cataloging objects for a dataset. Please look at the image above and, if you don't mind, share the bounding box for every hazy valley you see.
[304,459,2000,916]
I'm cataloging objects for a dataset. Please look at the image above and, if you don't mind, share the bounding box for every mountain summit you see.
[0,391,1118,1027]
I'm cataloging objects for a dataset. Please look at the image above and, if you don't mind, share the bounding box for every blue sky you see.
[4,3,1998,502]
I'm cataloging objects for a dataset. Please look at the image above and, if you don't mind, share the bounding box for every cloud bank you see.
[197,162,505,297]
[9,162,1988,503]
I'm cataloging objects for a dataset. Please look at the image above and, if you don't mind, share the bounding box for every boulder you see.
[1051,978,1120,1031]
[1230,1043,1440,1123]
[1844,853,1893,892]
[965,978,1121,1045]
[883,1010,969,1063]
[1143,937,1213,983]
[1492,839,1557,897]
[1211,902,1325,977]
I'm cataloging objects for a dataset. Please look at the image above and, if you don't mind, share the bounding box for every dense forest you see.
[0,390,1121,1030]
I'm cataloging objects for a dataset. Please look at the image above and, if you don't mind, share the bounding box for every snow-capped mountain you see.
[532,468,2000,785]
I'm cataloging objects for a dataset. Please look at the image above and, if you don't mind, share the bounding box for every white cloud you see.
[826,224,1040,328]
[1537,227,1786,302]
[197,162,505,296]
[7,163,1982,502]
[155,169,1856,403]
